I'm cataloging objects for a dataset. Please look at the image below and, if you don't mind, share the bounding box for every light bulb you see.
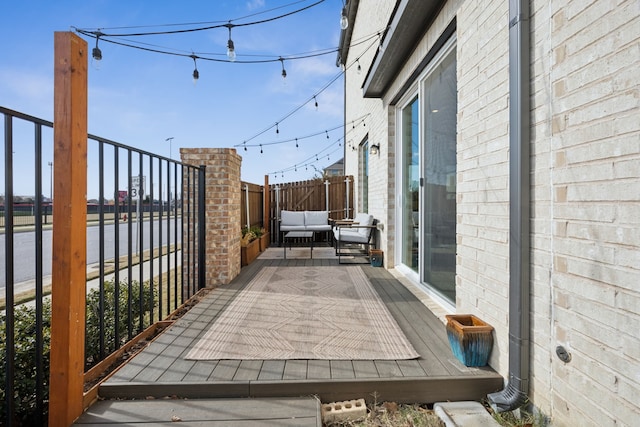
[279,58,287,79]
[227,39,236,61]
[340,7,349,30]
[92,37,102,69]
[190,55,199,85]
[92,47,102,62]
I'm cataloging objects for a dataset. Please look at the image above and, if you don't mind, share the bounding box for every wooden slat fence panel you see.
[240,181,263,230]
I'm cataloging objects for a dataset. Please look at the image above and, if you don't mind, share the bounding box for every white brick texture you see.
[344,0,639,425]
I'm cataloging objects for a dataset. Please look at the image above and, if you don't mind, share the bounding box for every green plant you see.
[241,227,258,246]
[0,301,52,425]
[490,406,549,427]
[85,279,157,368]
[249,226,265,238]
[0,279,157,424]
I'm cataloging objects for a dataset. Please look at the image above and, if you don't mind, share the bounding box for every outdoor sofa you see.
[279,210,332,242]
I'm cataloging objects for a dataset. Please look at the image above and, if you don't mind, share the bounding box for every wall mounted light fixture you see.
[370,143,380,155]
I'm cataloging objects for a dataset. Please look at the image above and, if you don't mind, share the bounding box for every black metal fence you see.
[1,106,205,425]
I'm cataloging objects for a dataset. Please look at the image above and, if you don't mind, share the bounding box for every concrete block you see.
[321,399,367,424]
[434,401,500,427]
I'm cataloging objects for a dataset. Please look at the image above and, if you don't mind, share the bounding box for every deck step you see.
[73,397,322,426]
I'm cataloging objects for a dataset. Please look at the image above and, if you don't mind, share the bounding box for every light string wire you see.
[74,0,325,37]
[74,25,383,64]
[265,114,369,178]
[235,34,382,147]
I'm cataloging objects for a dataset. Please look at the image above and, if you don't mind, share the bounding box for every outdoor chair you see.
[333,213,377,264]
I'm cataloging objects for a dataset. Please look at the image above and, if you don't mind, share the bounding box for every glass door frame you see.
[394,34,457,310]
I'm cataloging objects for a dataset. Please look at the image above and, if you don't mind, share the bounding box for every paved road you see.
[0,218,182,289]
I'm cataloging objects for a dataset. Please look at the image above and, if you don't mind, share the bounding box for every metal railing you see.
[1,106,205,424]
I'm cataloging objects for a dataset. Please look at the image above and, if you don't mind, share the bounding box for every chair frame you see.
[334,220,377,264]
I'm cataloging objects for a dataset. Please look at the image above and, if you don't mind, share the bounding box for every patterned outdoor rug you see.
[186,266,419,360]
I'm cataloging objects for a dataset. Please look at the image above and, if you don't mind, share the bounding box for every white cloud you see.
[246,0,265,11]
[0,68,54,118]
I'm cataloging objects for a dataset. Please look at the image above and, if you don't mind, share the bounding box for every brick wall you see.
[459,0,640,425]
[344,0,639,424]
[543,1,640,425]
[180,148,242,287]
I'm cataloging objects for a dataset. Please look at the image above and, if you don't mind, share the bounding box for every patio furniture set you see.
[279,210,376,262]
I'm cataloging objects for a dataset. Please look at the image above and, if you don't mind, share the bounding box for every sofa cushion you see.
[303,211,328,231]
[280,210,305,232]
[304,210,328,226]
[352,213,374,237]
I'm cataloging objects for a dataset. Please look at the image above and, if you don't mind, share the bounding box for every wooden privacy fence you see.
[240,181,264,231]
[240,175,354,243]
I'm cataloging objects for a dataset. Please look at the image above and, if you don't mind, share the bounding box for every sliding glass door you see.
[422,48,457,301]
[398,40,457,303]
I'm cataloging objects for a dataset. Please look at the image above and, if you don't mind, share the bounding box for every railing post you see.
[49,31,87,427]
[198,165,206,290]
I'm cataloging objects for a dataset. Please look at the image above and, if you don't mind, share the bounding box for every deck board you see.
[74,397,322,426]
[100,249,503,404]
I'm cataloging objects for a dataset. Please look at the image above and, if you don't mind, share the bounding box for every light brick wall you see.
[459,0,640,425]
[345,0,639,424]
[544,0,640,425]
[180,148,242,287]
[343,0,396,265]
[456,0,511,380]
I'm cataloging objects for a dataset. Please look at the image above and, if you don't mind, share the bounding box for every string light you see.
[92,33,103,63]
[279,57,287,79]
[356,58,361,74]
[340,6,349,30]
[314,96,318,109]
[276,122,279,135]
[260,144,263,154]
[76,1,326,38]
[295,138,299,148]
[265,142,344,177]
[190,54,199,83]
[237,35,382,147]
[235,114,369,149]
[225,23,236,61]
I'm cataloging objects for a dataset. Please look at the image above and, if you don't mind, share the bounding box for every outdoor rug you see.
[186,266,419,360]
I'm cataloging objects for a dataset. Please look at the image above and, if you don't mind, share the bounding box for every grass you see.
[321,397,549,427]
[322,395,444,427]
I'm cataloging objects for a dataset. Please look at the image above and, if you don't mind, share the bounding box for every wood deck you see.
[99,248,503,404]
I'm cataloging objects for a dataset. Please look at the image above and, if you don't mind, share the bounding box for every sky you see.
[1,0,347,198]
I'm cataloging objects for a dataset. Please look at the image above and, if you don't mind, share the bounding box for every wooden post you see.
[49,31,88,427]
[263,174,270,232]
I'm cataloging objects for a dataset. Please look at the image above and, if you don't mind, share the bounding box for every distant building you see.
[323,158,344,176]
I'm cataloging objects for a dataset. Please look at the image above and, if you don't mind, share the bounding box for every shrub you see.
[0,301,52,425]
[0,279,156,424]
[85,279,156,367]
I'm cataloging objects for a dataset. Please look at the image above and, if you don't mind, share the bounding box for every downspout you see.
[487,0,531,412]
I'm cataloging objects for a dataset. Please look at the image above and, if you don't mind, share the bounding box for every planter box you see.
[370,249,383,267]
[259,232,270,252]
[445,314,494,367]
[241,238,260,266]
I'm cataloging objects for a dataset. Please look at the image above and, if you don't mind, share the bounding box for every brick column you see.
[181,148,242,286]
